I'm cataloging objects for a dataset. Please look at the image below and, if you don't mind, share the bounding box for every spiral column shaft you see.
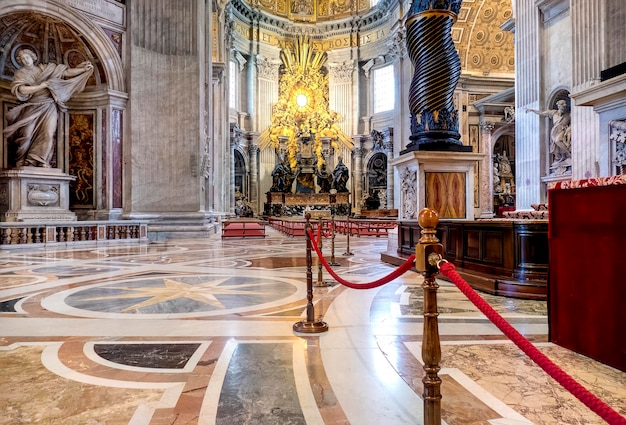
[404,2,465,150]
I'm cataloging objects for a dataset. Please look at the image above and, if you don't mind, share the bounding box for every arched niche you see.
[233,148,248,201]
[0,3,126,220]
[364,151,388,209]
[491,125,515,216]
[545,88,572,177]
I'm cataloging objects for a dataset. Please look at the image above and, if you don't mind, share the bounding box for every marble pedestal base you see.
[392,151,484,220]
[0,167,77,222]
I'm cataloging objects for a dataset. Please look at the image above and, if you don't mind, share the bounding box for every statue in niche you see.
[316,163,333,193]
[526,100,572,172]
[332,155,349,192]
[235,196,254,218]
[495,151,513,177]
[503,106,515,122]
[270,156,294,192]
[493,161,501,193]
[377,189,387,209]
[3,48,93,168]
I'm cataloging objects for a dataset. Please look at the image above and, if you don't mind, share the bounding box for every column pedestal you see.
[392,151,484,220]
[0,167,77,222]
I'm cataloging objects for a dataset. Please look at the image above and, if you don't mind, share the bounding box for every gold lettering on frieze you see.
[359,28,387,46]
[274,36,355,51]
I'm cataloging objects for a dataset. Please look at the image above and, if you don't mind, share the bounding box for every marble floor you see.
[0,226,624,425]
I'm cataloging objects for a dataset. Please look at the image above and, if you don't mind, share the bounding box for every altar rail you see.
[334,218,397,237]
[391,219,549,300]
[0,220,149,249]
[268,217,397,238]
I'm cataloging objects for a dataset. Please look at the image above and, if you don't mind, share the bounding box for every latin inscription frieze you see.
[57,0,125,26]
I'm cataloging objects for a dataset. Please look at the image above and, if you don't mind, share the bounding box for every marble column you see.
[248,142,259,214]
[405,0,465,150]
[479,122,495,218]
[352,139,364,215]
[383,128,395,209]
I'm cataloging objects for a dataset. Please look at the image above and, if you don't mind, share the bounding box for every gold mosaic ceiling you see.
[247,0,370,23]
[454,0,515,75]
[243,0,515,75]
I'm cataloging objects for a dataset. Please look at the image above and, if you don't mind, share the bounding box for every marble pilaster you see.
[515,0,542,209]
[383,128,395,209]
[329,61,356,138]
[248,141,260,214]
[479,122,495,218]
[352,140,364,215]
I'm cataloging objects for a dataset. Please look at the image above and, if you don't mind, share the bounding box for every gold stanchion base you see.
[293,320,329,333]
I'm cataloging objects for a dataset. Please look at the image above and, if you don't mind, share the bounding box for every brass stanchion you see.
[415,208,444,425]
[315,217,328,287]
[343,215,354,256]
[328,214,340,266]
[293,213,329,334]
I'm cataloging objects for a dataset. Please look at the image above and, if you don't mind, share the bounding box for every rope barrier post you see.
[293,213,329,334]
[415,208,444,425]
[315,217,328,287]
[343,215,354,256]
[328,213,340,266]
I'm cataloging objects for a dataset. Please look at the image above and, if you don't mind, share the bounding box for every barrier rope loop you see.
[439,261,626,425]
[306,229,416,290]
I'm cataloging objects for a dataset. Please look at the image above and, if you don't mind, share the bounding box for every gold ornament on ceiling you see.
[258,36,352,170]
[453,0,515,75]
[247,0,368,22]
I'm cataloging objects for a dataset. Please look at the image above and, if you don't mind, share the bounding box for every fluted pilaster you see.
[256,56,280,132]
[248,142,260,213]
[352,141,364,215]
[129,0,208,215]
[515,0,542,209]
[329,61,356,138]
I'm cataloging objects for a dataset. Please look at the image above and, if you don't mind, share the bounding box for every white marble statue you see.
[3,48,93,168]
[526,100,572,172]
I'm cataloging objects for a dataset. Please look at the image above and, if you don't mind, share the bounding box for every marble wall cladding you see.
[112,109,123,209]
[128,0,204,213]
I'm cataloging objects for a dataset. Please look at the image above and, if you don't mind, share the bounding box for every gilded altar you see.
[265,191,350,216]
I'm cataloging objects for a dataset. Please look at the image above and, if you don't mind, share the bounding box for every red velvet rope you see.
[307,230,416,289]
[439,262,626,425]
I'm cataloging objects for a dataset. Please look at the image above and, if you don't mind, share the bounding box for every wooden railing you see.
[268,216,397,238]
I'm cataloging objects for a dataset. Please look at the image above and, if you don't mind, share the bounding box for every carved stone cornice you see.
[535,0,569,24]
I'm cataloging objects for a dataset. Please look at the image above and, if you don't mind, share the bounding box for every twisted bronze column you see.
[404,0,469,152]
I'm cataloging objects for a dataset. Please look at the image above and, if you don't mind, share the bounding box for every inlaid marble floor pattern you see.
[0,226,624,425]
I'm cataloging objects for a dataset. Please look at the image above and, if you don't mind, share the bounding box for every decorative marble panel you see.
[424,172,466,219]
[69,113,95,208]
